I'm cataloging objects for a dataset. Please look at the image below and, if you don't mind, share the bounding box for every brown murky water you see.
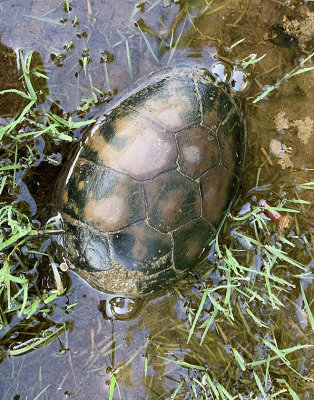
[0,1,313,399]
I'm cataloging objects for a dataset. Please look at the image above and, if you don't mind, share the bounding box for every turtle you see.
[57,65,246,296]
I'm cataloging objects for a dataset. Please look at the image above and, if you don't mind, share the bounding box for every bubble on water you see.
[211,63,227,83]
[103,296,142,321]
[230,68,248,92]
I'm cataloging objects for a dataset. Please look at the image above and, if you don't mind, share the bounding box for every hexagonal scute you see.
[82,106,177,180]
[63,220,112,272]
[200,165,238,227]
[217,91,234,122]
[217,111,246,175]
[62,160,146,232]
[177,126,220,179]
[197,80,220,128]
[124,76,201,133]
[173,218,216,271]
[144,170,201,233]
[109,222,173,275]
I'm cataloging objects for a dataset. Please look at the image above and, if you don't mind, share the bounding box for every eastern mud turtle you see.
[57,65,246,296]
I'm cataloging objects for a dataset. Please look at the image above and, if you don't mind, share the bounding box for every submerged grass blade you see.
[253,371,268,400]
[277,379,301,400]
[229,38,245,51]
[300,284,314,331]
[159,356,206,371]
[204,373,220,399]
[171,380,184,399]
[216,382,234,399]
[248,343,314,367]
[32,385,51,400]
[9,325,65,356]
[200,307,218,345]
[253,85,276,103]
[232,348,246,371]
[167,16,187,64]
[144,355,148,378]
[137,25,159,63]
[187,289,208,343]
[24,15,62,25]
[245,307,269,328]
[125,38,133,79]
[103,63,111,92]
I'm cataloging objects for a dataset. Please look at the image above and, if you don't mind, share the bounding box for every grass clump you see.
[0,50,95,355]
[162,175,313,398]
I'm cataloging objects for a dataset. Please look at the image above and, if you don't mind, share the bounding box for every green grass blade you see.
[200,307,218,345]
[0,164,23,172]
[253,85,275,103]
[0,227,34,252]
[245,307,268,328]
[33,385,51,400]
[137,25,159,63]
[24,15,62,25]
[9,325,65,356]
[187,289,208,343]
[277,379,301,400]
[300,284,314,331]
[125,38,133,79]
[204,373,220,399]
[159,356,206,371]
[0,176,7,195]
[20,51,37,101]
[144,355,148,378]
[229,38,245,51]
[290,67,314,77]
[171,380,184,399]
[253,371,267,400]
[265,245,306,270]
[232,348,246,371]
[0,88,32,100]
[109,375,116,400]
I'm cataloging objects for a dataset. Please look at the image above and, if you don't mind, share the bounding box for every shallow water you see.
[0,0,313,399]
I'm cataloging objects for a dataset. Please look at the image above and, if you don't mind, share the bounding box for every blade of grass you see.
[33,385,51,400]
[232,348,246,371]
[300,284,314,331]
[9,325,65,355]
[0,88,32,100]
[159,356,206,371]
[125,38,133,79]
[277,379,301,400]
[137,24,159,63]
[200,307,218,345]
[187,289,208,343]
[20,51,37,101]
[253,371,267,400]
[204,373,220,399]
[0,227,35,252]
[171,380,184,399]
[245,307,269,328]
[24,15,62,25]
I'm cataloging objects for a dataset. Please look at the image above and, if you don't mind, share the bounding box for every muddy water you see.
[0,1,313,399]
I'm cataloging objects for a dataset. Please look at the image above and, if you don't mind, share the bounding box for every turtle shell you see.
[58,66,246,296]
